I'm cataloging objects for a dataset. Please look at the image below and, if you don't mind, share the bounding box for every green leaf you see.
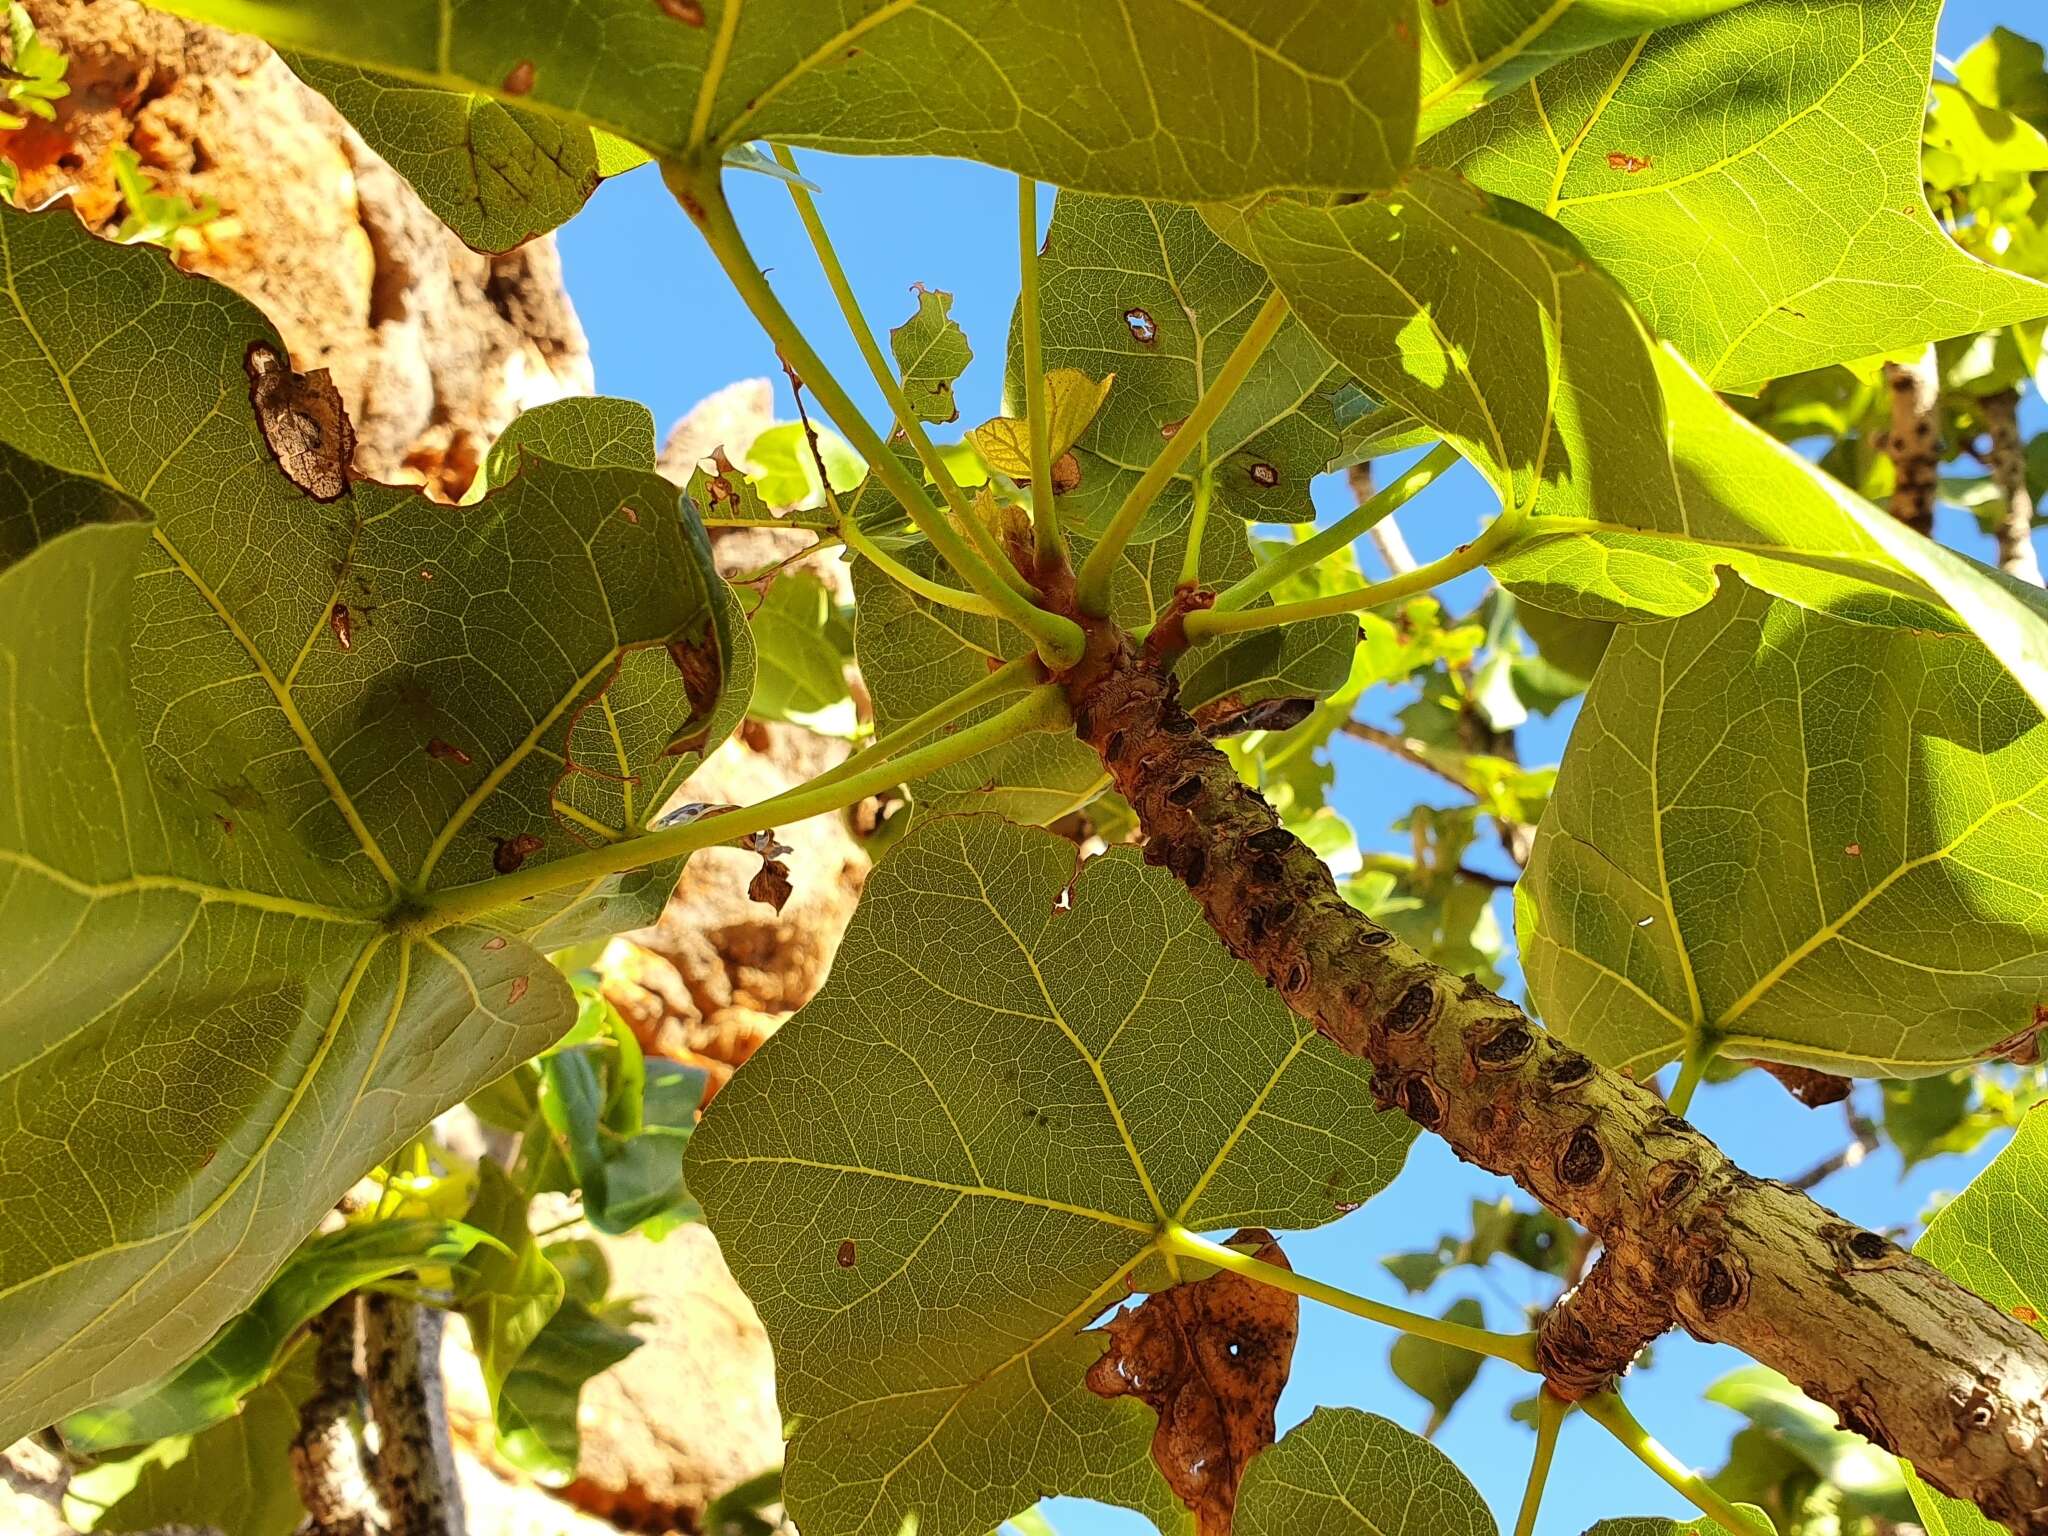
[1429,0,2048,390]
[1905,1107,2048,1536]
[62,1217,484,1452]
[1955,26,2048,131]
[285,56,606,252]
[1245,170,1965,630]
[1022,191,1352,533]
[688,817,1413,1536]
[1235,1408,1494,1536]
[1585,1512,1774,1536]
[1705,1367,1912,1519]
[1389,1297,1487,1428]
[1881,1072,1981,1170]
[853,514,1351,825]
[744,420,866,511]
[144,0,1420,202]
[457,1160,564,1411]
[968,367,1114,481]
[1413,0,1754,139]
[0,206,733,1440]
[1926,81,2048,181]
[65,1344,313,1536]
[890,287,972,425]
[0,437,145,570]
[1521,577,2048,1081]
[496,1298,642,1485]
[745,570,855,735]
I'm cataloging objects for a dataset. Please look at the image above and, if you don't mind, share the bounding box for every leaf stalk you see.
[1581,1391,1766,1536]
[1017,175,1068,575]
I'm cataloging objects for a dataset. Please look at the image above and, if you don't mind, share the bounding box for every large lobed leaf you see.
[1020,190,1353,535]
[1519,577,2048,1080]
[688,816,1413,1536]
[1430,0,2048,390]
[0,203,739,1439]
[144,0,1420,204]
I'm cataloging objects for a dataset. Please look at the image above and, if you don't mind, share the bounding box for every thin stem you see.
[1515,1389,1570,1536]
[803,653,1043,798]
[1668,1032,1718,1118]
[704,512,840,532]
[839,517,1000,617]
[1075,289,1291,615]
[1185,504,1525,641]
[1177,463,1214,589]
[768,143,1029,598]
[1162,1226,1540,1370]
[421,686,1071,928]
[1581,1392,1764,1535]
[666,161,1082,667]
[1017,175,1067,574]
[1215,443,1460,613]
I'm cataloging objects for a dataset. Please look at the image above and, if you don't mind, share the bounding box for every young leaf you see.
[745,570,855,735]
[61,1217,485,1452]
[688,816,1413,1536]
[1430,0,2048,390]
[1235,1408,1494,1536]
[64,1344,314,1536]
[1584,1515,1773,1536]
[968,368,1114,483]
[1020,192,1351,533]
[890,288,972,425]
[0,205,735,1441]
[456,1160,564,1412]
[1388,1296,1488,1431]
[1519,577,2048,1079]
[1705,1367,1913,1520]
[495,1298,643,1485]
[142,0,1420,202]
[1904,1107,2048,1536]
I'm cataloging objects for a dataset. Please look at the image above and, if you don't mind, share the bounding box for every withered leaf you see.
[663,632,726,757]
[742,829,794,912]
[243,341,355,503]
[1086,1228,1297,1536]
[1195,695,1317,740]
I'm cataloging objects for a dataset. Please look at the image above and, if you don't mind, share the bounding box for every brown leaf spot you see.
[425,737,472,766]
[1124,307,1159,345]
[1844,842,1861,855]
[244,341,355,502]
[620,504,640,524]
[483,936,508,952]
[1606,152,1651,174]
[2015,1306,2041,1325]
[1087,1230,1298,1536]
[503,59,537,96]
[328,603,353,652]
[656,0,705,20]
[1760,1061,1851,1108]
[493,832,544,874]
[508,975,530,1006]
[1161,418,1185,440]
[836,1238,857,1268]
[1052,450,1082,495]
[1247,462,1279,489]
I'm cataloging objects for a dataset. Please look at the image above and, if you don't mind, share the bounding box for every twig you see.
[1785,1104,1882,1193]
[1350,463,1419,574]
[1981,389,2042,585]
[1882,349,1941,536]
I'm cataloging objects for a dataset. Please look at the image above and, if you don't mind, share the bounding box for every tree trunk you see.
[1882,349,1942,537]
[1063,617,2048,1535]
[291,1300,384,1536]
[1982,389,2043,586]
[362,1297,466,1536]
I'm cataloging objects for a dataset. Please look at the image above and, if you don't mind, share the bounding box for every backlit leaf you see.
[688,817,1412,1536]
[1388,1297,1487,1428]
[1025,190,1350,534]
[142,0,1420,202]
[0,204,733,1440]
[1519,578,2048,1079]
[891,287,972,425]
[1431,0,2048,389]
[496,1298,642,1485]
[1235,1408,1494,1536]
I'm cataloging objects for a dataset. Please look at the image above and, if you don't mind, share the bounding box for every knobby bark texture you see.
[1883,349,1942,537]
[291,1300,384,1536]
[362,1296,467,1536]
[1062,619,2048,1535]
[1982,389,2044,586]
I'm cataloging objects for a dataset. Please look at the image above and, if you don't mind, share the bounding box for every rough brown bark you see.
[1883,350,1942,537]
[361,1295,466,1536]
[1062,618,2048,1535]
[1983,389,2043,587]
[291,1300,383,1536]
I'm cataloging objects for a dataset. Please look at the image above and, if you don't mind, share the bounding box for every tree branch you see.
[360,1294,466,1536]
[1061,621,2048,1534]
[1982,388,2043,587]
[1882,350,1941,537]
[290,1299,383,1536]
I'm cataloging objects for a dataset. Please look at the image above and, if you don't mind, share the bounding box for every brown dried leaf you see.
[243,341,355,502]
[742,829,794,912]
[1085,1228,1297,1536]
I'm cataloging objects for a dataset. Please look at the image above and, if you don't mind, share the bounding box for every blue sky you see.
[556,8,2041,1534]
